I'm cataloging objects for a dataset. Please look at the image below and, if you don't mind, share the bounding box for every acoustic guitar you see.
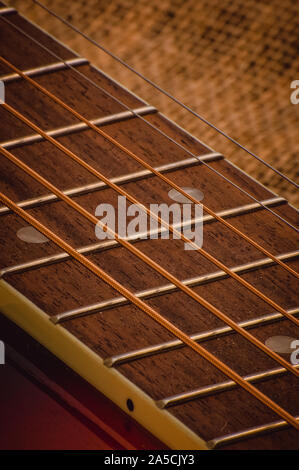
[0,2,298,450]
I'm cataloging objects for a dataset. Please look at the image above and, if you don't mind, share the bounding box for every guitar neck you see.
[0,4,298,450]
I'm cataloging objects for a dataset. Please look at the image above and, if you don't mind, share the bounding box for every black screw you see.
[126,398,134,412]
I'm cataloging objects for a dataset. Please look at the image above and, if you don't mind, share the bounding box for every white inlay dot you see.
[168,187,204,203]
[265,336,298,354]
[17,226,49,244]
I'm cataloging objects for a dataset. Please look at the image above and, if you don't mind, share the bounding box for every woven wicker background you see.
[8,0,299,206]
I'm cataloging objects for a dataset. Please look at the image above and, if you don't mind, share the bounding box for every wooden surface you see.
[0,7,298,449]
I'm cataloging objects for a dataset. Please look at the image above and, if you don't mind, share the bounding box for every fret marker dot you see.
[168,187,204,203]
[265,336,297,354]
[17,226,49,244]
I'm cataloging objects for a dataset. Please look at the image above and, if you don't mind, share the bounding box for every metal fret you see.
[0,7,15,15]
[53,250,298,325]
[0,58,89,83]
[104,306,299,367]
[208,416,299,449]
[0,197,287,278]
[0,152,223,215]
[0,105,157,150]
[157,364,299,408]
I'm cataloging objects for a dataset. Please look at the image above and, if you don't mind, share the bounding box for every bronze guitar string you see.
[1,55,298,285]
[1,142,298,381]
[1,14,297,238]
[1,99,299,332]
[0,190,298,432]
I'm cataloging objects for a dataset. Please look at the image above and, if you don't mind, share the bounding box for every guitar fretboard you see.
[0,3,298,449]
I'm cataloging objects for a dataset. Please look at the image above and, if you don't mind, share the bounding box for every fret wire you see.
[0,152,222,216]
[0,105,157,150]
[32,0,299,189]
[0,198,288,279]
[104,306,299,368]
[207,416,299,449]
[1,144,299,381]
[1,191,298,432]
[158,364,299,408]
[2,98,299,330]
[2,57,298,283]
[55,251,298,325]
[1,14,297,237]
[0,57,89,83]
[0,7,15,15]
[0,15,297,237]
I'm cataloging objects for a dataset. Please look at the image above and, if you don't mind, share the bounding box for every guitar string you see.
[32,0,299,189]
[1,142,299,377]
[1,56,298,287]
[0,14,297,237]
[2,99,299,332]
[1,190,298,432]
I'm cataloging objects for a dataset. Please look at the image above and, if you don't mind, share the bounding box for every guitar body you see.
[0,314,165,450]
[0,3,298,450]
